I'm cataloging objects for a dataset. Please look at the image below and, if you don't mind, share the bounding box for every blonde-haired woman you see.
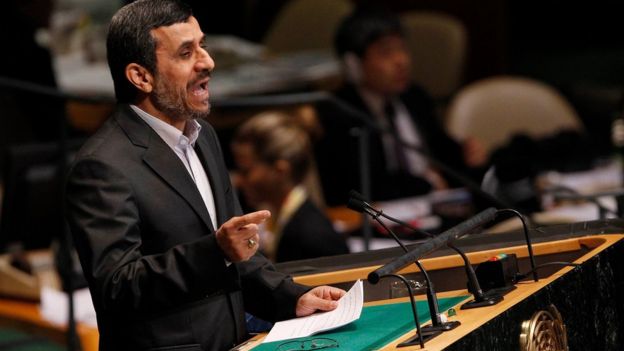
[232,111,349,262]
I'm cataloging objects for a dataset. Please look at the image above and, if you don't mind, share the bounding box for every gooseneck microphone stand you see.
[347,197,457,345]
[495,208,538,282]
[445,240,504,310]
[365,208,498,348]
[378,273,427,348]
[351,127,373,251]
[349,191,507,309]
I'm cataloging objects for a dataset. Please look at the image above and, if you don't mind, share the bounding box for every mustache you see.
[190,69,211,85]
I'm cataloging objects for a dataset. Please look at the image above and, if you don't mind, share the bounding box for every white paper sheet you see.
[262,280,363,343]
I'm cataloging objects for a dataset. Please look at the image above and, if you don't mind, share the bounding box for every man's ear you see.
[343,52,362,84]
[125,63,154,93]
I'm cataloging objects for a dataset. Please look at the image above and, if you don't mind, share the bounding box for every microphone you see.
[445,240,505,309]
[368,207,498,284]
[347,197,409,253]
[348,192,461,342]
[349,190,503,309]
[351,191,505,309]
[348,190,431,238]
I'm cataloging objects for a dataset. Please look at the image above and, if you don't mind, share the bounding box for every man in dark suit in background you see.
[65,1,345,350]
[316,9,487,206]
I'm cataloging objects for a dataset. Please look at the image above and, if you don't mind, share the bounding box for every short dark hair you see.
[334,9,404,59]
[106,0,193,103]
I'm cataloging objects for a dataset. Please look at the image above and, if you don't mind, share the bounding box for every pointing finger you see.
[231,210,271,229]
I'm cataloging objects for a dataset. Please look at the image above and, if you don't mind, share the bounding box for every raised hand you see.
[215,210,270,262]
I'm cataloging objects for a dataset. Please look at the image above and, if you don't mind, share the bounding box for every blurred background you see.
[1,0,624,348]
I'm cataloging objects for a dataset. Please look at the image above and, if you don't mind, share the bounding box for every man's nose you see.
[196,48,215,72]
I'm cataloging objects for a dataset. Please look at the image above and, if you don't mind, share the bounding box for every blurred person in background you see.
[232,111,350,262]
[316,8,487,206]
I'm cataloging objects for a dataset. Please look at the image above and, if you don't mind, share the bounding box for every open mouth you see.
[190,78,210,98]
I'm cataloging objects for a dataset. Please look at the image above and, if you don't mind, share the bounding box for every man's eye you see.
[200,38,209,49]
[181,51,191,58]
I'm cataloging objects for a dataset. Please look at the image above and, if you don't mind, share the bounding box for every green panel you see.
[0,328,64,351]
[253,295,468,351]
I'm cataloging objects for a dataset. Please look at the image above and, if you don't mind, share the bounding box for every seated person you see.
[232,111,350,262]
[315,9,487,206]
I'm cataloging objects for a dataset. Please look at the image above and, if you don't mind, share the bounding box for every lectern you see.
[271,218,624,350]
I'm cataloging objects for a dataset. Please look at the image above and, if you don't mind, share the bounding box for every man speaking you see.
[65,1,345,350]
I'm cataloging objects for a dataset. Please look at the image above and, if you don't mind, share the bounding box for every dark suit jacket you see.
[65,105,308,351]
[275,199,350,262]
[315,83,469,206]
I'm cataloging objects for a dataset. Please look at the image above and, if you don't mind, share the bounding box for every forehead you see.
[151,16,203,50]
[368,34,405,51]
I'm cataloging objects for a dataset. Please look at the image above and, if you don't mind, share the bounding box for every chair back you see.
[446,76,584,156]
[400,11,467,100]
[263,0,353,54]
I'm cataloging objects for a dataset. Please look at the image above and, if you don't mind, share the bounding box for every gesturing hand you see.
[296,286,346,317]
[215,210,270,262]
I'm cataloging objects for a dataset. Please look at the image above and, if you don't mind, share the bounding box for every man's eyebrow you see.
[176,40,194,52]
[177,34,207,52]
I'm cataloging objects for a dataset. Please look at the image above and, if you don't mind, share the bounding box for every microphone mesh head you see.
[347,197,366,213]
[349,189,366,201]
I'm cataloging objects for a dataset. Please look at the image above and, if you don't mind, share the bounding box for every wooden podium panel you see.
[380,235,623,350]
[264,231,624,350]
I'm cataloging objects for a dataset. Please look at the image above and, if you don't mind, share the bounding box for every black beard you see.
[151,78,211,121]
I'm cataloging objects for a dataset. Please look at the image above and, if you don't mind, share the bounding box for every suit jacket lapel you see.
[195,134,228,227]
[115,105,215,232]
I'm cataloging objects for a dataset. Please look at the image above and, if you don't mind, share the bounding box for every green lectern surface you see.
[252,295,468,351]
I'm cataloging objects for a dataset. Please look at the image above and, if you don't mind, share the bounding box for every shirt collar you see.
[358,87,398,118]
[130,105,202,151]
[264,185,308,260]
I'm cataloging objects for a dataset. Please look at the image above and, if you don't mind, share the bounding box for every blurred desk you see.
[491,159,624,233]
[0,298,98,351]
[326,189,473,252]
[0,250,98,350]
[209,50,340,98]
[53,42,341,133]
[53,44,340,100]
[538,158,622,196]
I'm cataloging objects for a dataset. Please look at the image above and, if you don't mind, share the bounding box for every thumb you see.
[296,293,339,317]
[311,295,339,311]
